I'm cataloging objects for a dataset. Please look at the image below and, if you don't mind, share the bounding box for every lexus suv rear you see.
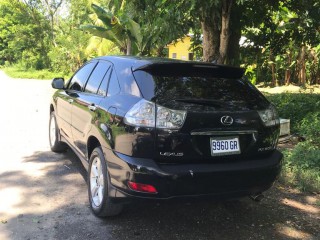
[49,56,282,217]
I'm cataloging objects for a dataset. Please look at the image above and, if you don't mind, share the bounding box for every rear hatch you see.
[133,62,278,164]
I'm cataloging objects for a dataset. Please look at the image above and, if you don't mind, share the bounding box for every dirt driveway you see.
[0,71,319,240]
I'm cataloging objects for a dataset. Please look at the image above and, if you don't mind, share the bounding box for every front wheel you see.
[88,147,123,217]
[49,111,67,152]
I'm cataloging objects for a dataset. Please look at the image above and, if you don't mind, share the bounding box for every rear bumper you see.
[104,148,283,202]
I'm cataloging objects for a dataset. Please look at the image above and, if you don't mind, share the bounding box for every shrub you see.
[281,142,320,192]
[266,93,320,133]
[267,93,320,192]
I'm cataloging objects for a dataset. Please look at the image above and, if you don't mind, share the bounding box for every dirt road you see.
[0,71,319,240]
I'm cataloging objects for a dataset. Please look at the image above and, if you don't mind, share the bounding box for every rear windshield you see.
[133,70,268,111]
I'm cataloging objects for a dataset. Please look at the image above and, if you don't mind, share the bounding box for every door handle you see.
[68,99,73,104]
[88,104,97,111]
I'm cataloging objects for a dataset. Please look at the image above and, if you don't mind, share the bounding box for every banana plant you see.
[80,3,144,55]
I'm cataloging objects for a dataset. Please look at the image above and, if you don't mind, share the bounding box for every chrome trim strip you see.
[191,130,257,136]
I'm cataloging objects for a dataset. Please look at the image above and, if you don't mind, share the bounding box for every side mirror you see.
[52,78,65,89]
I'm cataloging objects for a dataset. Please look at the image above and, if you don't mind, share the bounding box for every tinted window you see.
[133,71,155,100]
[107,69,120,97]
[85,61,111,94]
[68,62,96,91]
[115,62,141,97]
[133,70,268,110]
[97,70,111,96]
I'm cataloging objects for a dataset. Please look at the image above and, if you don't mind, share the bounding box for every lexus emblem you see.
[221,116,233,125]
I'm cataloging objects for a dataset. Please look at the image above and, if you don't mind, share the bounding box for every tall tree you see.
[197,1,220,62]
[0,0,51,68]
[48,0,92,73]
[42,0,64,45]
[192,0,240,64]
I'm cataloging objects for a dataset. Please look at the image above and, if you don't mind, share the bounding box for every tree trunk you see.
[285,69,291,85]
[285,52,292,85]
[156,46,165,57]
[309,48,318,85]
[126,38,132,55]
[200,7,220,62]
[217,0,233,64]
[271,63,277,86]
[269,50,277,87]
[298,45,306,86]
[50,14,57,46]
[227,2,241,66]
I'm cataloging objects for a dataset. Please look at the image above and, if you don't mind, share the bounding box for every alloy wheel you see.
[49,115,56,146]
[90,157,105,207]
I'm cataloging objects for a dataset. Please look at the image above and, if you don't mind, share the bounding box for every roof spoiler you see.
[133,62,245,79]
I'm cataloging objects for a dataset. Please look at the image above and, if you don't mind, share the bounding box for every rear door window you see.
[68,62,97,91]
[85,61,111,94]
[107,69,120,97]
[97,70,110,96]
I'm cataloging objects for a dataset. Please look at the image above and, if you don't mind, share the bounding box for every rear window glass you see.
[133,70,268,110]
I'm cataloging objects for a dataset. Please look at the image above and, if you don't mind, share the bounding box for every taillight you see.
[124,99,186,129]
[123,99,155,127]
[128,181,157,194]
[258,105,280,127]
[156,106,186,129]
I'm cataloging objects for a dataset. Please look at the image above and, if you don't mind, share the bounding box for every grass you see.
[280,143,320,192]
[2,65,67,80]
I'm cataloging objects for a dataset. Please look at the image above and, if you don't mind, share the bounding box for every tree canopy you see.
[0,0,319,85]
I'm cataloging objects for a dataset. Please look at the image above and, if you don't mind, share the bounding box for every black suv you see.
[49,56,282,217]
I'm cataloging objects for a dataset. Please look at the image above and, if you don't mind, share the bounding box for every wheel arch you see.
[50,104,55,114]
[87,136,101,159]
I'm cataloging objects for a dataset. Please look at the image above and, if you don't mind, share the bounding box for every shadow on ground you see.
[1,149,319,240]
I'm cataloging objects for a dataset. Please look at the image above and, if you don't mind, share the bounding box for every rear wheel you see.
[88,147,123,217]
[49,111,67,152]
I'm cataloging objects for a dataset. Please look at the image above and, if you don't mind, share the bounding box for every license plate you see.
[210,137,241,156]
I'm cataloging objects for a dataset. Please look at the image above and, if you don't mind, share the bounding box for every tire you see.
[88,147,123,217]
[49,111,67,152]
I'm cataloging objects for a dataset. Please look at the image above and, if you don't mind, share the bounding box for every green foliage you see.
[85,37,121,58]
[299,112,320,141]
[266,93,320,132]
[0,0,51,69]
[81,2,142,54]
[244,64,257,84]
[1,0,320,84]
[267,93,320,191]
[281,142,320,192]
[242,0,320,86]
[48,29,90,74]
[129,0,193,56]
[85,0,193,56]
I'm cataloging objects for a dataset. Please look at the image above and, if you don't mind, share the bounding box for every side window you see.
[97,70,110,96]
[68,62,96,91]
[97,67,120,97]
[107,69,120,97]
[85,61,111,94]
[133,71,155,100]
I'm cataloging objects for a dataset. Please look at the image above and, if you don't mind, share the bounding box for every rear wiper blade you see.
[174,99,224,108]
